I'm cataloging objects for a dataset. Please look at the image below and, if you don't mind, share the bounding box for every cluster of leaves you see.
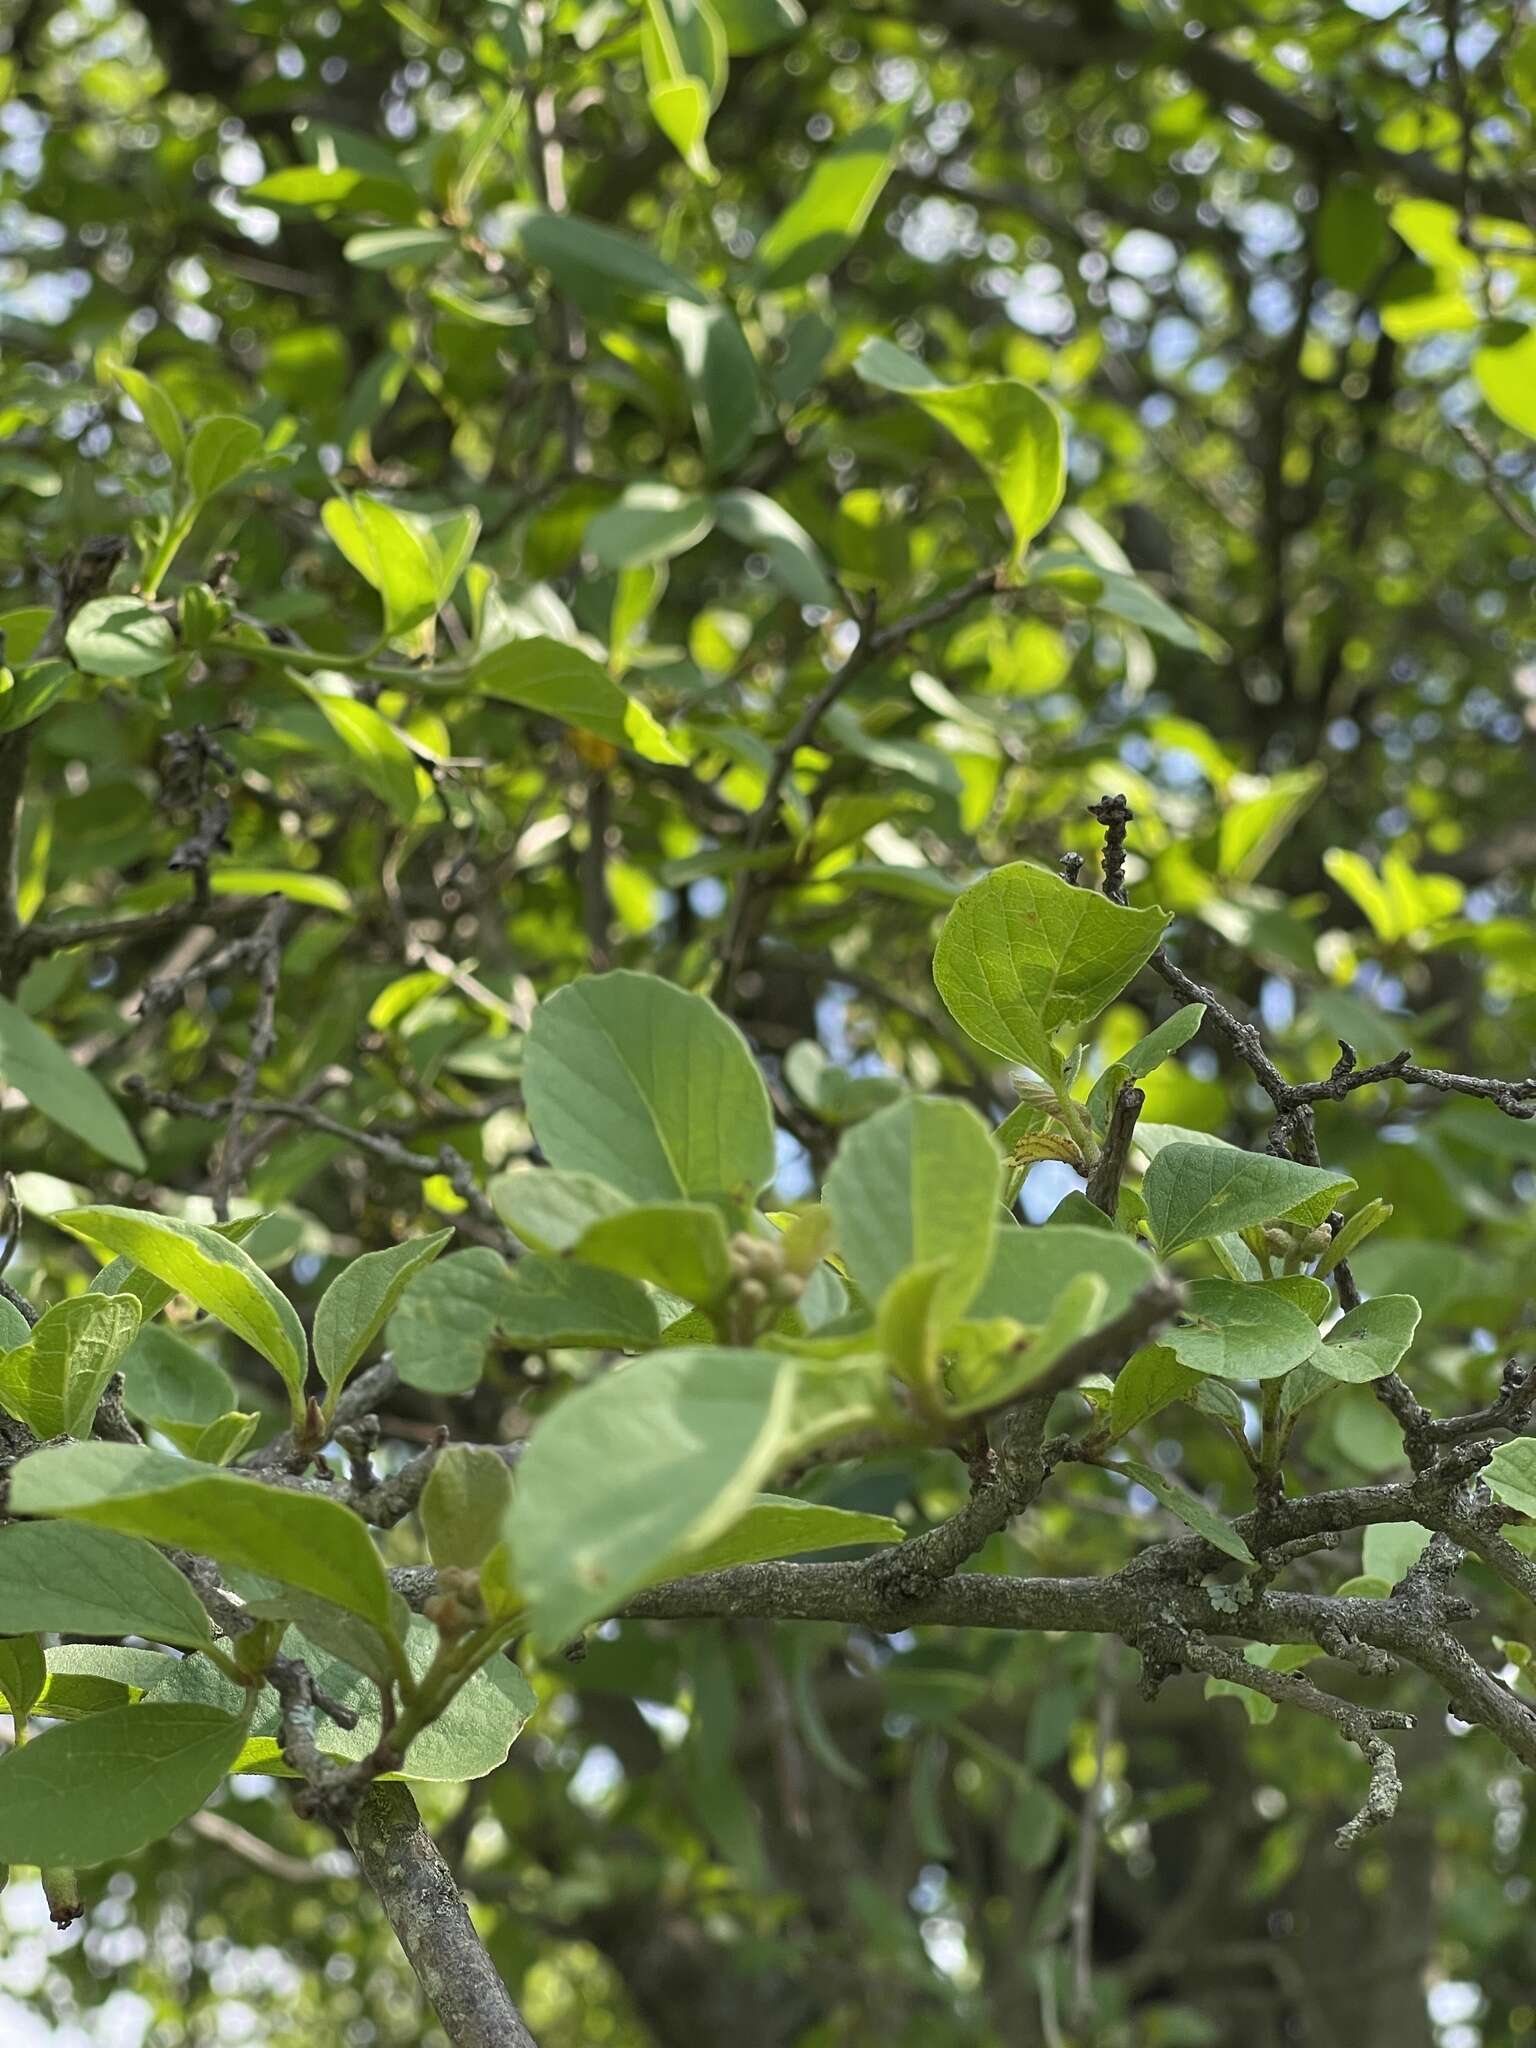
[2,0,1536,2042]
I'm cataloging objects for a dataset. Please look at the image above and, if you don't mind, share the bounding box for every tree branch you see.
[347,1782,539,2048]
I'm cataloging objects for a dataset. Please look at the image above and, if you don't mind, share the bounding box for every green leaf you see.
[246,165,417,216]
[666,301,761,471]
[712,489,836,605]
[55,1207,309,1419]
[343,226,456,269]
[1315,177,1394,294]
[0,658,80,735]
[10,1443,395,1631]
[208,866,353,910]
[642,0,727,178]
[1310,1295,1421,1383]
[824,1096,1001,1338]
[523,971,775,1203]
[0,1634,46,1722]
[488,1167,633,1252]
[501,204,707,316]
[507,1346,797,1646]
[1109,1346,1202,1440]
[421,1446,513,1571]
[586,484,716,569]
[672,1493,903,1575]
[854,340,1065,573]
[185,416,263,503]
[0,1703,249,1867]
[574,1202,732,1306]
[1474,326,1536,439]
[967,1222,1159,1326]
[470,634,683,762]
[1087,1004,1206,1121]
[39,1644,171,1721]
[151,1617,534,1784]
[0,1521,213,1649]
[312,1228,454,1396]
[1114,1458,1255,1565]
[91,1215,265,1327]
[1163,1279,1324,1383]
[301,683,425,823]
[109,363,185,467]
[754,115,903,287]
[0,1292,142,1438]
[1487,1439,1536,1519]
[159,1411,260,1464]
[496,1254,661,1348]
[1143,1144,1356,1257]
[65,597,178,680]
[0,994,145,1170]
[1362,1521,1433,1584]
[934,863,1170,1080]
[0,1297,29,1349]
[0,606,54,665]
[388,1247,511,1393]
[322,493,481,638]
[946,1273,1109,1413]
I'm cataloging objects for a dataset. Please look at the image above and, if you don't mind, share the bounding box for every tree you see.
[0,0,1534,2041]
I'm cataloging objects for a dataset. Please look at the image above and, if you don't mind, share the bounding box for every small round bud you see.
[737,1278,769,1311]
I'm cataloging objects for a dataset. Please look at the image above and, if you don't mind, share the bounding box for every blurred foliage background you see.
[1,0,1535,2041]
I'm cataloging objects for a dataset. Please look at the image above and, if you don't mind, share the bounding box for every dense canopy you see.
[0,0,1534,2043]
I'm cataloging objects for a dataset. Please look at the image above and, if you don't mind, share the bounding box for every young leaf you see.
[158,1411,261,1464]
[754,115,903,287]
[824,1096,1000,1338]
[420,1446,514,1571]
[944,1272,1107,1413]
[185,416,263,503]
[301,683,425,824]
[934,864,1170,1081]
[1163,1278,1324,1383]
[854,340,1066,573]
[1143,1144,1356,1257]
[0,1522,213,1649]
[0,1292,142,1438]
[574,1202,733,1306]
[109,363,186,468]
[312,1227,454,1397]
[322,493,480,638]
[1113,1458,1255,1565]
[0,1703,249,1868]
[0,994,146,1170]
[488,1167,633,1252]
[1086,1004,1206,1122]
[523,971,775,1204]
[10,1443,394,1631]
[495,1255,661,1349]
[54,1207,309,1418]
[641,0,728,180]
[507,1346,798,1646]
[1310,1295,1421,1383]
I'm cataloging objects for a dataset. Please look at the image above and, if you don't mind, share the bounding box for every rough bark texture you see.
[348,1781,539,2048]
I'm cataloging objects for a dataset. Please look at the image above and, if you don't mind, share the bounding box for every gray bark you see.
[348,1781,539,2048]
